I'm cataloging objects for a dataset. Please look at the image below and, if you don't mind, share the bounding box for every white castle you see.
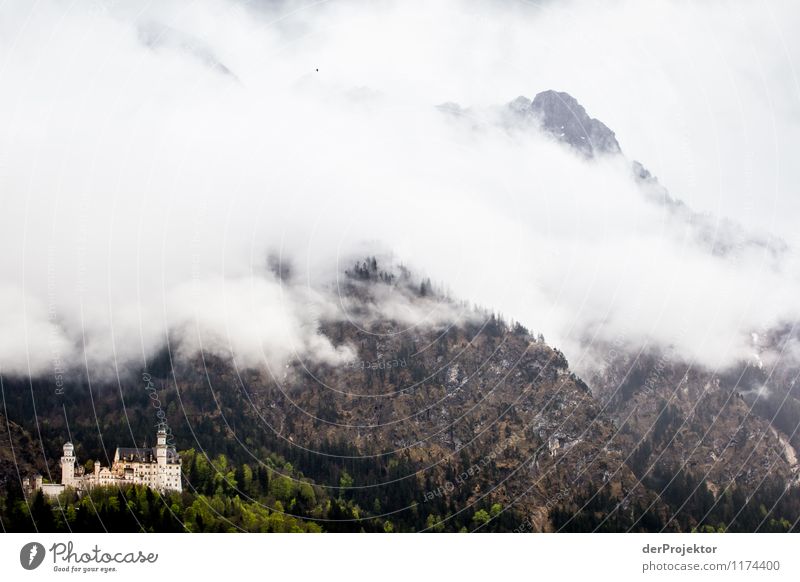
[27,428,182,498]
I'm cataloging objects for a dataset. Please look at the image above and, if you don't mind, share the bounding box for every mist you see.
[1,0,799,382]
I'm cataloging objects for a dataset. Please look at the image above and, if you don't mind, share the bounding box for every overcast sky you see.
[1,0,799,380]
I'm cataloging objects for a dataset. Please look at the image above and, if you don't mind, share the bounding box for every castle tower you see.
[61,442,76,486]
[155,427,167,489]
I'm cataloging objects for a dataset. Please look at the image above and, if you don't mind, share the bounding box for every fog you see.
[1,0,799,381]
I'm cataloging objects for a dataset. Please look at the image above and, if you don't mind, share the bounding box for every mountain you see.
[503,90,787,260]
[584,343,800,489]
[2,258,799,532]
[511,90,800,518]
[508,90,621,157]
[2,90,800,533]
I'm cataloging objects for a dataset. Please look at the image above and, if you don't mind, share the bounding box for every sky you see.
[1,0,799,381]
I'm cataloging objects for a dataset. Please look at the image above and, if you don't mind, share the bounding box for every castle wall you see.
[31,430,182,497]
[40,483,66,498]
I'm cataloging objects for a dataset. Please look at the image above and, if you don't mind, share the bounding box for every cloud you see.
[1,0,799,381]
[164,276,355,372]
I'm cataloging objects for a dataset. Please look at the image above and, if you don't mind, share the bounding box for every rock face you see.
[510,90,621,157]
[582,343,799,493]
[0,414,38,491]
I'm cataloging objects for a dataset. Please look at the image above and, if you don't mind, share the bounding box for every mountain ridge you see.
[2,259,799,532]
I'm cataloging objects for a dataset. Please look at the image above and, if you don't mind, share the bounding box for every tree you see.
[472,509,490,527]
[339,470,354,498]
[29,491,55,531]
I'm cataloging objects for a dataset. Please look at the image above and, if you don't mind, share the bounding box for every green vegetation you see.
[0,446,522,532]
[0,449,376,533]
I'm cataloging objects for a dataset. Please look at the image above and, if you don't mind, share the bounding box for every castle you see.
[27,428,182,498]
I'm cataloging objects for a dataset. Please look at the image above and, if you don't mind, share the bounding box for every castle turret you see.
[155,427,167,489]
[61,442,76,486]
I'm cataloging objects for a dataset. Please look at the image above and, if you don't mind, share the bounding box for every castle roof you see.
[115,447,155,463]
[114,446,180,464]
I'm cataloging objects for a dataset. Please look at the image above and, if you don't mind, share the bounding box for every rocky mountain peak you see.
[514,90,622,157]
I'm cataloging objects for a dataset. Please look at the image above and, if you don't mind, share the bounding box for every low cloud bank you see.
[1,0,799,381]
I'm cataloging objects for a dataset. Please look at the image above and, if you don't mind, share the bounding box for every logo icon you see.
[20,542,46,570]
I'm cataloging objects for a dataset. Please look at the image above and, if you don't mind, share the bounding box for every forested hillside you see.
[2,260,800,532]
